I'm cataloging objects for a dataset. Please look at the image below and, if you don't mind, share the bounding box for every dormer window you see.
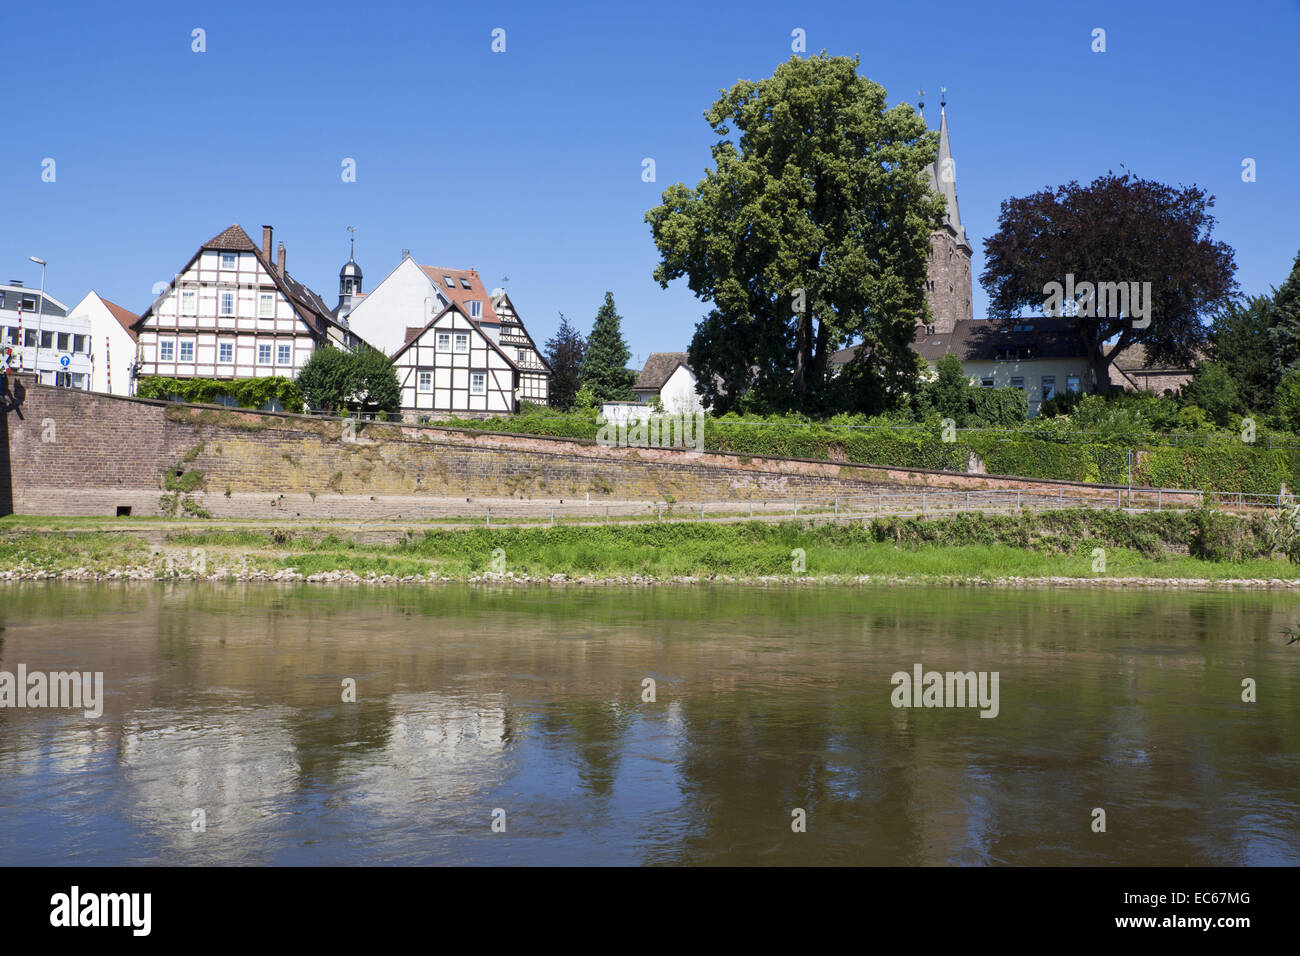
[468,300,482,318]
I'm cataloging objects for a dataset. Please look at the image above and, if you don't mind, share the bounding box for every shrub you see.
[136,376,303,413]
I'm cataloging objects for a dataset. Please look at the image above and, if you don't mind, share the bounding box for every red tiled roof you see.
[99,295,140,342]
[204,223,258,251]
[418,265,500,324]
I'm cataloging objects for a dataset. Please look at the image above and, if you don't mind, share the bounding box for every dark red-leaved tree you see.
[981,170,1237,392]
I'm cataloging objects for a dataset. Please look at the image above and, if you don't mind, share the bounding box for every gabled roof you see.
[132,224,343,340]
[635,352,691,390]
[390,299,522,372]
[98,294,140,342]
[912,318,1089,363]
[419,265,500,323]
[490,289,552,372]
[1105,342,1197,373]
[921,106,969,248]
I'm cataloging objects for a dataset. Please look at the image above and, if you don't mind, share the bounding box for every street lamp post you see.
[29,256,46,382]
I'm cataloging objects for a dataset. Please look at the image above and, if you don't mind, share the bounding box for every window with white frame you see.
[470,372,486,395]
[1066,374,1081,393]
[181,288,197,315]
[159,339,175,361]
[258,343,271,364]
[277,343,291,365]
[980,377,994,388]
[468,300,481,318]
[1010,377,1025,390]
[220,290,236,316]
[436,332,451,351]
[73,334,87,353]
[220,252,237,270]
[454,333,469,353]
[418,370,433,392]
[218,341,234,363]
[179,340,195,362]
[259,293,274,317]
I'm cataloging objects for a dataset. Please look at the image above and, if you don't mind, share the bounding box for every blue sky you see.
[2,0,1297,367]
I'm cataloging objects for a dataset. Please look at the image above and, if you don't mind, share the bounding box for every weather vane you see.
[347,225,356,257]
[940,86,947,108]
[918,88,925,114]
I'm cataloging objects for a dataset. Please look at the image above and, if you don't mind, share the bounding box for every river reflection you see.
[0,584,1297,865]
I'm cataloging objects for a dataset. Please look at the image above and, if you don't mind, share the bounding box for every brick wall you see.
[2,378,1134,518]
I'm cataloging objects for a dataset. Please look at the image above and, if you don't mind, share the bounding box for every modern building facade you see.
[0,281,92,389]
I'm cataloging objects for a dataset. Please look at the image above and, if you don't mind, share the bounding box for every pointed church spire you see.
[925,91,968,249]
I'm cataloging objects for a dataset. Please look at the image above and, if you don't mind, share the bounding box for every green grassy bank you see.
[2,509,1297,584]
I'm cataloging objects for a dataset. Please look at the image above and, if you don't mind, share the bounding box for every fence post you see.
[658,503,662,522]
[1237,492,1242,511]
[794,498,799,518]
[749,501,753,519]
[877,494,881,515]
[922,493,926,515]
[606,506,610,525]
[551,508,555,527]
[966,491,970,511]
[1016,490,1021,510]
[1117,488,1122,509]
[834,497,839,516]
[1157,490,1161,511]
[701,502,705,519]
[1059,487,1063,508]
[486,508,490,527]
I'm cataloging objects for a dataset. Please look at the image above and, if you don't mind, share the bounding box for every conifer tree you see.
[582,292,636,402]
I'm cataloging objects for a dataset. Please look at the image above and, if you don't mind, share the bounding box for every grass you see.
[2,515,1295,583]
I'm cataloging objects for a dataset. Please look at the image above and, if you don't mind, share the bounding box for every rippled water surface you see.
[0,584,1297,865]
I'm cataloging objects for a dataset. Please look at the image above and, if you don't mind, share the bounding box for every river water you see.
[0,584,1297,865]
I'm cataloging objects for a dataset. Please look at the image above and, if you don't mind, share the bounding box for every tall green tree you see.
[1267,250,1300,384]
[981,170,1237,393]
[646,53,943,415]
[543,312,586,410]
[1206,295,1275,410]
[297,344,400,417]
[582,292,635,402]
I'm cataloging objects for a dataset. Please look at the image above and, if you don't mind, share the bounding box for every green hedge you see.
[421,407,1300,494]
[137,376,304,414]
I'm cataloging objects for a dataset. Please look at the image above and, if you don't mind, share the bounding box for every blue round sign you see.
[59,354,71,367]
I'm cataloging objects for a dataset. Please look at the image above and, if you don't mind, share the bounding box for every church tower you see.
[920,93,972,334]
[336,231,363,321]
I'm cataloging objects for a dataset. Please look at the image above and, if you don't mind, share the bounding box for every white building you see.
[68,291,139,395]
[632,352,705,414]
[0,281,92,389]
[133,224,363,383]
[344,254,549,406]
[391,300,521,418]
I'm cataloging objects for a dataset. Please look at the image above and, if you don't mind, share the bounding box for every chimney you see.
[262,226,273,264]
[277,242,286,276]
[401,249,410,260]
[9,280,22,287]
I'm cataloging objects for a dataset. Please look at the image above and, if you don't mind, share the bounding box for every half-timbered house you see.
[391,300,520,419]
[132,224,363,385]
